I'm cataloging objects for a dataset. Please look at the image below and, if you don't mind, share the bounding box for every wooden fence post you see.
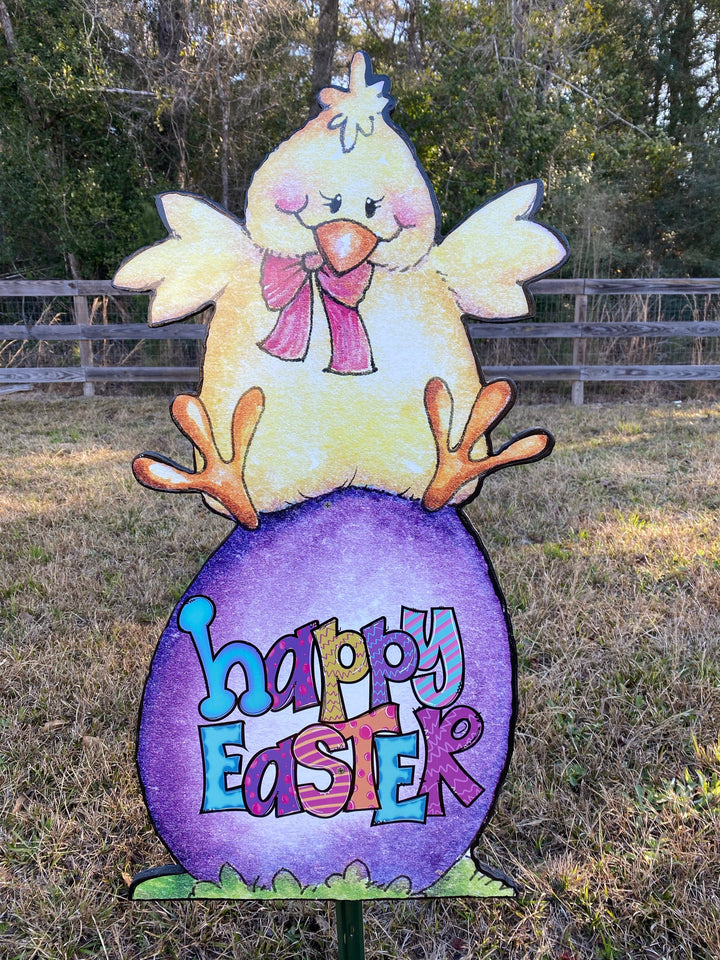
[571,291,588,406]
[72,291,95,398]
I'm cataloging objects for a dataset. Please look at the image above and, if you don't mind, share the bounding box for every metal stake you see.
[335,901,365,960]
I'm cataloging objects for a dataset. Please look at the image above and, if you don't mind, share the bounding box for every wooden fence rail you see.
[2,278,720,404]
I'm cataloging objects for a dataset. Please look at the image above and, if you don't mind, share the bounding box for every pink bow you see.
[259,252,375,374]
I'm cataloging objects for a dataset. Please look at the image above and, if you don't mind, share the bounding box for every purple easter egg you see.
[137,489,516,893]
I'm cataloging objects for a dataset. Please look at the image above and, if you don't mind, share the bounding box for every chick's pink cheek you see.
[391,197,419,229]
[273,183,307,215]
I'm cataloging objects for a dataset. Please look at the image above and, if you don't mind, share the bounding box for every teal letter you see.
[179,595,272,721]
[200,721,247,812]
[372,732,427,825]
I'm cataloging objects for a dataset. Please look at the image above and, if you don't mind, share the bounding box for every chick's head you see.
[246,52,438,272]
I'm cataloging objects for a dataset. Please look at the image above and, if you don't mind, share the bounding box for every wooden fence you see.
[2,277,720,404]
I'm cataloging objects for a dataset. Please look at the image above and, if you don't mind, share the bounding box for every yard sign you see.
[114,52,568,902]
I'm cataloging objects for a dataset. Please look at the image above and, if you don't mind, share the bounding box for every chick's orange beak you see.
[314,220,378,274]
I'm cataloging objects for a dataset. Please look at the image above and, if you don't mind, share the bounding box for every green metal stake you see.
[335,900,365,960]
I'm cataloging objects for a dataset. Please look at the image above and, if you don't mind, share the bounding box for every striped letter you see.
[292,724,352,818]
[402,607,464,707]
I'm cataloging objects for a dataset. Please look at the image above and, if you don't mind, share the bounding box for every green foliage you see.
[0,0,169,277]
[2,0,720,279]
[0,0,312,278]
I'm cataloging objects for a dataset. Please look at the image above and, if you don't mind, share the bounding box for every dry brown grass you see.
[1,396,719,959]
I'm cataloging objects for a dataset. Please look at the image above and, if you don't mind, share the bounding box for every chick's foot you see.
[132,389,265,529]
[422,378,553,512]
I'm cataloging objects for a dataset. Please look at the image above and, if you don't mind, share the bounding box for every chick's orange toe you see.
[422,379,553,512]
[134,391,264,530]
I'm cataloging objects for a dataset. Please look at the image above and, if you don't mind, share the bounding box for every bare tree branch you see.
[503,56,652,140]
[82,86,158,97]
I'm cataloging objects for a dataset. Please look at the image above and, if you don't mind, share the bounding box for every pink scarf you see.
[259,252,375,374]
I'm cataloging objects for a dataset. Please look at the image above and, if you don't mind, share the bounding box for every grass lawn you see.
[1,396,718,959]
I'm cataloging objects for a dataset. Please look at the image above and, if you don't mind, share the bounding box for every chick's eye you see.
[321,192,342,214]
[365,196,383,218]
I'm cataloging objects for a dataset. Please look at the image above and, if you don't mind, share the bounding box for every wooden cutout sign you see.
[114,52,568,902]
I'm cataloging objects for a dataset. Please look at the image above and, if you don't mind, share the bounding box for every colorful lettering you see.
[265,621,320,712]
[200,721,246,812]
[313,619,369,722]
[179,595,272,721]
[372,732,427,825]
[331,704,400,810]
[292,723,353,817]
[402,607,464,708]
[362,618,418,709]
[416,705,484,815]
[193,606,487,825]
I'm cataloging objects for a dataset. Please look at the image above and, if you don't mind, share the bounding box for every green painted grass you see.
[131,855,516,901]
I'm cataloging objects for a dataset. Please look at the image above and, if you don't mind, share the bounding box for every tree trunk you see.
[156,0,189,187]
[406,0,424,69]
[157,0,187,62]
[217,61,230,209]
[0,0,38,121]
[309,0,339,117]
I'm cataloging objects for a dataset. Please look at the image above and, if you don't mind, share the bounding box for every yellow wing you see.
[113,193,258,325]
[429,181,567,319]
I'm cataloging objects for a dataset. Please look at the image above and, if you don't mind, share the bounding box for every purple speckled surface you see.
[137,488,516,892]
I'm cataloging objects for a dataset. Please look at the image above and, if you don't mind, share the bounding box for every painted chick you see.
[114,52,568,528]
